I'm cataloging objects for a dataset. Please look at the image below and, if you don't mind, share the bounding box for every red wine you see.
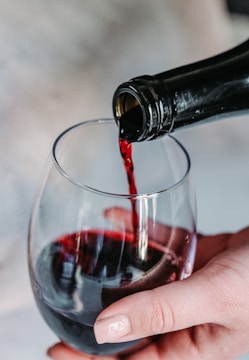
[119,138,138,241]
[33,229,182,355]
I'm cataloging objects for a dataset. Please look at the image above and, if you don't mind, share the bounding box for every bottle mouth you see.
[113,76,173,142]
[113,87,146,142]
[114,91,140,119]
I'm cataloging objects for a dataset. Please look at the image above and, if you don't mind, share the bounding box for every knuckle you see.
[147,288,176,335]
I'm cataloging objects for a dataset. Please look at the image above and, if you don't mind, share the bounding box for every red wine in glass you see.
[33,229,183,354]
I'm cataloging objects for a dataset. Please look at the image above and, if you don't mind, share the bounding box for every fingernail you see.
[94,314,131,344]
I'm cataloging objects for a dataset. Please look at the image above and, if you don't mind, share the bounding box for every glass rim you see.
[52,118,192,199]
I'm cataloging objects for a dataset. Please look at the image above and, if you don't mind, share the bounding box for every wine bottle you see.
[113,39,249,142]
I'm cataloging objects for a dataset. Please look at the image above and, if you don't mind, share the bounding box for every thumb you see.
[94,270,222,344]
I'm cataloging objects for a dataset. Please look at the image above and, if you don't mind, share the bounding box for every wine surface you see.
[33,230,180,354]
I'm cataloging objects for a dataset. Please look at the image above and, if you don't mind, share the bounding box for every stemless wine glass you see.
[28,118,197,356]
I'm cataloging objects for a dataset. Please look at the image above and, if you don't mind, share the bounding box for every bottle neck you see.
[113,39,249,142]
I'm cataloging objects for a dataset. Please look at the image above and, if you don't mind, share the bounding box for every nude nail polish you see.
[94,314,131,344]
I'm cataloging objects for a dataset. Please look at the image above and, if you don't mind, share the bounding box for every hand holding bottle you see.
[47,208,249,360]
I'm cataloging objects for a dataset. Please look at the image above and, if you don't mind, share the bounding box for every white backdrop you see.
[0,1,248,359]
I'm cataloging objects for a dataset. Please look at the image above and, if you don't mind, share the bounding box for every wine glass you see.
[28,118,197,355]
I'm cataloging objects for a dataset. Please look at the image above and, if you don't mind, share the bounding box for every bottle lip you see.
[113,76,173,142]
[112,83,149,142]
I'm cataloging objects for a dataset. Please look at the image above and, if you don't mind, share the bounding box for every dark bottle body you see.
[113,39,249,142]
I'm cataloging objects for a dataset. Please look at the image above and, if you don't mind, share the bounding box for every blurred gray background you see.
[0,0,249,359]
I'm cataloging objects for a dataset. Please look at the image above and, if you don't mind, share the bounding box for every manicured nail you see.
[94,314,131,344]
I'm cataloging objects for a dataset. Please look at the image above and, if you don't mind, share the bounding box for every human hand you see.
[48,208,249,360]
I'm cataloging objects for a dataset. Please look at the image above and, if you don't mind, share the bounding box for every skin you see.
[47,208,249,360]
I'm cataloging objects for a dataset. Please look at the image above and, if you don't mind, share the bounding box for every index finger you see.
[47,342,118,360]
